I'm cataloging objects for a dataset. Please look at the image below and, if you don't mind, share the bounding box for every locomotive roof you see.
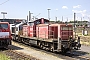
[0,22,9,24]
[34,18,49,22]
[36,23,72,27]
[28,18,49,23]
[36,24,49,26]
[60,24,72,27]
[49,23,72,26]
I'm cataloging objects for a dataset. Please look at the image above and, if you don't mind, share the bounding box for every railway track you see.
[5,50,39,60]
[10,40,90,60]
[0,40,89,60]
[0,47,39,60]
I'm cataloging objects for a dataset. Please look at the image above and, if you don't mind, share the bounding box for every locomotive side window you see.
[69,27,73,30]
[35,20,40,25]
[44,21,49,24]
[37,21,40,24]
[29,22,34,26]
[0,24,8,29]
[61,27,68,30]
[61,27,73,30]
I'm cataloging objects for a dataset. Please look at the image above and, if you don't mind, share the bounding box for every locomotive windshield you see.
[0,24,8,29]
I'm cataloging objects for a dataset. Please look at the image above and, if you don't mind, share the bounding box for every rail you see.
[4,48,39,60]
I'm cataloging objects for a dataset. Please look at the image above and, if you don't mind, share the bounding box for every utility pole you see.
[55,16,57,22]
[67,17,68,23]
[81,17,82,26]
[29,11,33,22]
[62,16,63,23]
[29,11,30,21]
[27,15,28,25]
[1,12,7,20]
[55,9,58,22]
[74,13,76,31]
[47,8,51,20]
[74,13,76,38]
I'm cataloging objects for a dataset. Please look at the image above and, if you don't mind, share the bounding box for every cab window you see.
[0,24,8,29]
[61,27,68,30]
[61,27,73,30]
[69,27,73,30]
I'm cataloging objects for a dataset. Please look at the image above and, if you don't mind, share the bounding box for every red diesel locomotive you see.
[14,18,81,53]
[0,22,12,48]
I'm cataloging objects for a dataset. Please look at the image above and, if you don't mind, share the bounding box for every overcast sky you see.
[0,0,90,21]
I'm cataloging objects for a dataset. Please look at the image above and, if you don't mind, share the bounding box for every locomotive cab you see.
[0,22,11,48]
[58,24,81,52]
[60,24,73,40]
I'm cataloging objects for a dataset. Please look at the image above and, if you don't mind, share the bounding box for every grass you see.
[81,41,90,46]
[0,52,11,60]
[76,27,90,36]
[76,27,90,46]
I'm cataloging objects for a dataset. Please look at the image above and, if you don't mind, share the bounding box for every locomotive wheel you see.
[40,42,45,49]
[28,40,31,46]
[12,35,15,41]
[5,45,8,49]
[17,37,21,43]
[37,41,42,48]
[21,38,25,44]
[61,48,67,53]
[17,38,21,43]
[50,47,53,52]
[40,44,44,49]
[74,44,81,50]
[50,45,54,52]
[61,45,67,53]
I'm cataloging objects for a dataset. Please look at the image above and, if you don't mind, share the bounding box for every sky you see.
[0,0,90,22]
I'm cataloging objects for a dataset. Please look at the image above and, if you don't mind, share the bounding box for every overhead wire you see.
[0,0,9,5]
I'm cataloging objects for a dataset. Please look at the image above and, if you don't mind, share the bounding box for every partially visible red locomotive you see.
[15,18,81,53]
[0,22,12,48]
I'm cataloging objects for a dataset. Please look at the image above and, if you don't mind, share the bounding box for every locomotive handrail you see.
[48,30,54,39]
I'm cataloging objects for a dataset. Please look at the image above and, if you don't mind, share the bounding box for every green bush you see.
[0,52,11,60]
